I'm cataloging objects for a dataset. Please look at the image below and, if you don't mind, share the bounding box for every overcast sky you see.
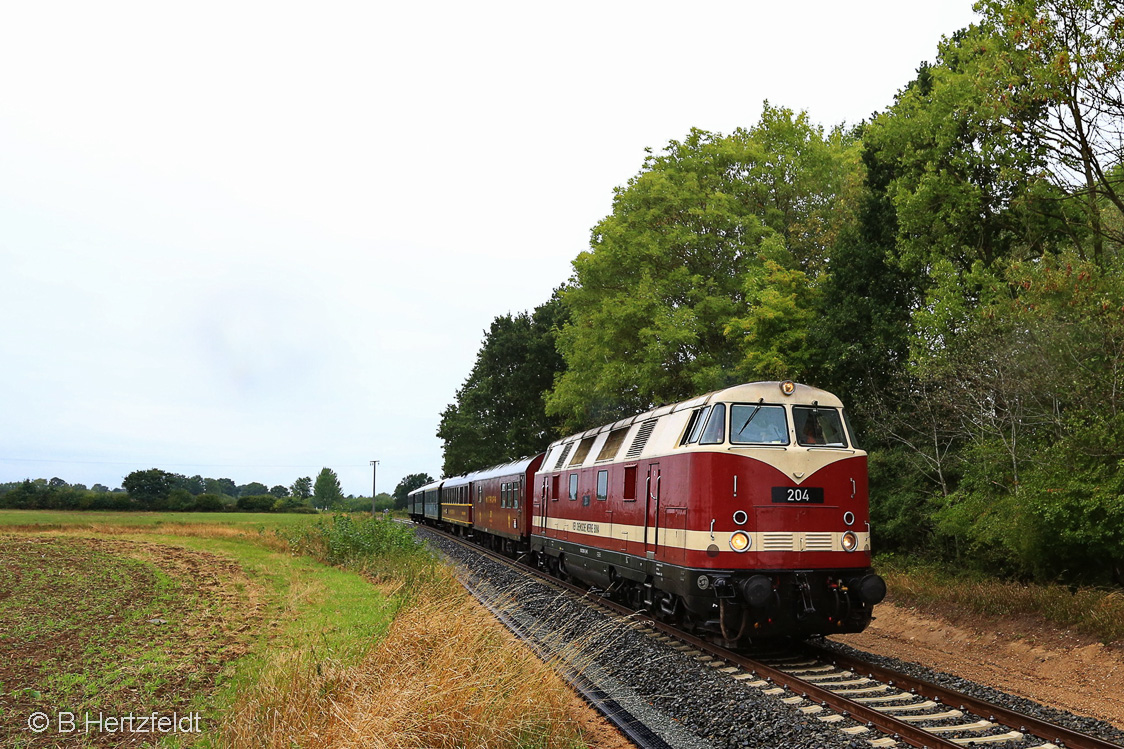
[1,0,979,497]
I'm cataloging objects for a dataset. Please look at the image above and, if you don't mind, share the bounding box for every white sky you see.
[0,0,979,497]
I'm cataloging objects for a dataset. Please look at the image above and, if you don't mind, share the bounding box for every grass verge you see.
[876,553,1124,645]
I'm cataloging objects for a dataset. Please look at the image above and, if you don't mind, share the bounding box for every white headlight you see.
[841,531,858,552]
[730,531,751,552]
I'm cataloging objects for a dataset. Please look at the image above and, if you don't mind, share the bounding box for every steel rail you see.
[805,642,1122,749]
[625,617,964,749]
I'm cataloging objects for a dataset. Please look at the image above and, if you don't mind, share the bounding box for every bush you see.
[280,514,427,573]
[236,494,277,513]
[192,494,227,512]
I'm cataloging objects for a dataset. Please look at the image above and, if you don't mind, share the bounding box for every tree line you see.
[439,0,1124,586]
[0,469,435,514]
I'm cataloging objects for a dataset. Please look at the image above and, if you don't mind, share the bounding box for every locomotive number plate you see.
[771,487,824,504]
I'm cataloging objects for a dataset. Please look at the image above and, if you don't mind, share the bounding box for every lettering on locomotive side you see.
[572,521,601,534]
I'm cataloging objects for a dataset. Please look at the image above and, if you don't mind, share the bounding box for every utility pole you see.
[370,460,379,515]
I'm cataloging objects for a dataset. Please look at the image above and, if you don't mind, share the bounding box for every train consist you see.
[409,381,886,642]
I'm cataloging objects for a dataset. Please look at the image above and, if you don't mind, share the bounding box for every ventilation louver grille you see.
[552,442,574,471]
[625,420,657,459]
[762,532,794,551]
[805,533,833,551]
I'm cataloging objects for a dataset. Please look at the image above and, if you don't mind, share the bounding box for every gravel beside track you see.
[421,528,869,749]
[817,638,1124,747]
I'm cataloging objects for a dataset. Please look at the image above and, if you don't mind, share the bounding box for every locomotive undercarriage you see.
[532,537,885,643]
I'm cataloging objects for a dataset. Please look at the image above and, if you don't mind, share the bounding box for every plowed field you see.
[0,535,262,747]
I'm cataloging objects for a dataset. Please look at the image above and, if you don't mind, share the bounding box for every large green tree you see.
[438,291,568,476]
[546,106,861,431]
[122,468,179,509]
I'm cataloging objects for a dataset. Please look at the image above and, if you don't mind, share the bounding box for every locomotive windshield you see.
[730,404,789,445]
[793,406,848,447]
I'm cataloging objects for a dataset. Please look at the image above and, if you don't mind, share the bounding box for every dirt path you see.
[832,601,1124,730]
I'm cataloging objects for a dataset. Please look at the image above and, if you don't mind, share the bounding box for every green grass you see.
[0,508,320,530]
[876,553,1124,645]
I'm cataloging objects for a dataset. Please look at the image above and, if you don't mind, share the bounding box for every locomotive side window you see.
[699,403,727,444]
[680,409,701,445]
[551,475,560,501]
[623,465,637,500]
[793,406,848,447]
[596,470,608,500]
[596,427,629,461]
[730,404,789,445]
[569,436,597,466]
[686,406,710,444]
[568,473,578,500]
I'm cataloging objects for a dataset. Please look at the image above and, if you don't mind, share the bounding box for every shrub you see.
[236,494,277,513]
[192,494,226,512]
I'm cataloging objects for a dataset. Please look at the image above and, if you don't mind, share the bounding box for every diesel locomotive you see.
[410,381,886,643]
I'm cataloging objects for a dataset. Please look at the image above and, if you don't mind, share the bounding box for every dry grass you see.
[217,565,594,749]
[880,561,1124,645]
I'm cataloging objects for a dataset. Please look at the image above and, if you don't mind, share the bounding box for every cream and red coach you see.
[528,381,886,641]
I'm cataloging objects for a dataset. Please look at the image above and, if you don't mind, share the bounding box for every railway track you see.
[420,524,1123,749]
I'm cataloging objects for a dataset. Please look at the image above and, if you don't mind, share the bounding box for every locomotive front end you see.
[681,381,886,639]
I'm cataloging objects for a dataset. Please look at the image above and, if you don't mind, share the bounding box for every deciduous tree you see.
[393,472,433,509]
[313,468,343,509]
[438,292,568,475]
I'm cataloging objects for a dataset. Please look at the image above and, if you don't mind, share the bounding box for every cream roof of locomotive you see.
[542,381,853,471]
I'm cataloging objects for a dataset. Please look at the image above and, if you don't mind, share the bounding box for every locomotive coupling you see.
[849,573,887,605]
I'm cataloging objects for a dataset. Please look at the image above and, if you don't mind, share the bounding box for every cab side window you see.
[700,403,726,444]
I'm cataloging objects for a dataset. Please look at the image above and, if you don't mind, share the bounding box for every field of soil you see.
[0,535,262,746]
[833,600,1124,730]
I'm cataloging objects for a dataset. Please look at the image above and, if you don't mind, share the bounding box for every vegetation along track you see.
[417,525,1124,749]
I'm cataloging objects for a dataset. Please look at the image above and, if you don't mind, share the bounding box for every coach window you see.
[596,470,608,500]
[622,465,637,500]
[568,473,578,500]
[699,403,727,444]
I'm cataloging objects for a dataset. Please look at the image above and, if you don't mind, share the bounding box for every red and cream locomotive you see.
[410,381,886,642]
